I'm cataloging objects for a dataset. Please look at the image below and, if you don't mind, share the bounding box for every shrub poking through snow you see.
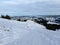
[43,24,60,31]
[33,18,48,24]
[17,19,21,21]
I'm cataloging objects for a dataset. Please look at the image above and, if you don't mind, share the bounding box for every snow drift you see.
[0,18,60,45]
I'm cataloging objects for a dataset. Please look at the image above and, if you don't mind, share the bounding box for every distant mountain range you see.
[11,15,60,17]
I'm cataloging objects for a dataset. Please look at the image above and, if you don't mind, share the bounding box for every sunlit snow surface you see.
[0,18,60,45]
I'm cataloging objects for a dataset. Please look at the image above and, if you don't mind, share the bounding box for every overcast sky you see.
[0,0,60,16]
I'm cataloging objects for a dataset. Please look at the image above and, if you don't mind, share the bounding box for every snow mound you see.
[0,18,60,45]
[47,21,60,25]
[26,20,46,29]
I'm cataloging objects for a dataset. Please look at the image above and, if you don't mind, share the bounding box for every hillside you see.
[0,18,60,45]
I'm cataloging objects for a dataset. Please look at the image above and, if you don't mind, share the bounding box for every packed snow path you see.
[0,18,60,45]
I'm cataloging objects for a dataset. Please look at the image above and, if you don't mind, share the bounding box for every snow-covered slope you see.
[0,18,60,45]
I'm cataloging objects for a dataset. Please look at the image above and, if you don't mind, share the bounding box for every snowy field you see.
[0,18,60,45]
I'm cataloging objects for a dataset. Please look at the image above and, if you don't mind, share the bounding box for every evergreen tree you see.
[5,15,11,19]
[1,15,5,18]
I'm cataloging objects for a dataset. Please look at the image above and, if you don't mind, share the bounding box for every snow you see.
[47,21,60,25]
[0,18,60,45]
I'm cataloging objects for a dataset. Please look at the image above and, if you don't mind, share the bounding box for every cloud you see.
[0,0,50,5]
[3,1,18,5]
[0,0,60,16]
[1,0,60,5]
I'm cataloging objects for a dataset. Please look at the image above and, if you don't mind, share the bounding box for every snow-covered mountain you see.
[0,18,60,45]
